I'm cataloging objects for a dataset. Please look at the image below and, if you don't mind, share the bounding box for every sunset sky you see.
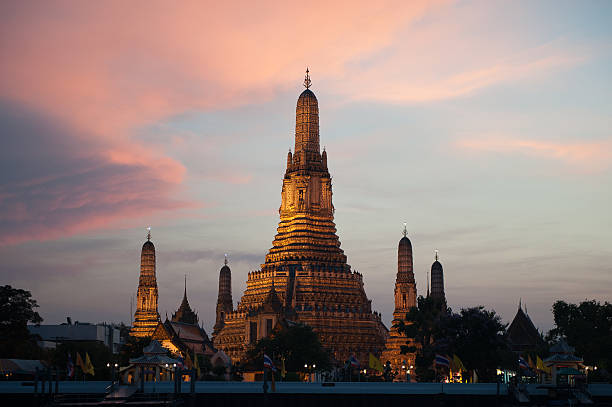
[1,1,610,334]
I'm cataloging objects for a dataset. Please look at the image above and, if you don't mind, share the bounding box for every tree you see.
[395,295,449,382]
[438,306,514,381]
[549,299,612,374]
[51,341,113,380]
[246,323,331,372]
[0,285,43,358]
[397,297,513,382]
[118,335,151,366]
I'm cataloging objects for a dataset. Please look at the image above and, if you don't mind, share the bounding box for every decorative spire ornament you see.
[435,249,439,261]
[224,253,228,266]
[403,222,407,237]
[303,68,311,89]
[146,227,151,241]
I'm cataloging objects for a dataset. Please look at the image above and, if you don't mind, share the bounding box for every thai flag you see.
[264,354,276,371]
[518,356,529,370]
[349,355,360,368]
[435,354,450,368]
[66,353,75,378]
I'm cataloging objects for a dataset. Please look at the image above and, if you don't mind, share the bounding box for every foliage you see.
[246,323,331,372]
[118,335,151,366]
[0,285,43,358]
[51,341,114,380]
[549,299,612,373]
[397,296,513,382]
[395,295,449,382]
[437,306,514,381]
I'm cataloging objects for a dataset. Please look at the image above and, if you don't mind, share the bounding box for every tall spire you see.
[430,250,445,303]
[403,222,407,237]
[183,274,187,299]
[304,67,311,89]
[131,230,160,337]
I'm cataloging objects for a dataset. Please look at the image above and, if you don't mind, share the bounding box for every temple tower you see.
[131,229,160,337]
[430,250,445,302]
[213,72,386,364]
[213,256,233,336]
[382,224,417,379]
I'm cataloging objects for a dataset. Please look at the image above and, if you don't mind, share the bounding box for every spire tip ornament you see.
[435,249,439,261]
[403,222,407,237]
[224,253,228,266]
[303,68,311,89]
[146,227,151,241]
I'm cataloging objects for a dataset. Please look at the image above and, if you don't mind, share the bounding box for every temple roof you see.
[507,306,543,350]
[297,89,317,105]
[171,277,198,325]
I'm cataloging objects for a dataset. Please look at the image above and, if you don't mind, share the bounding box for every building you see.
[430,250,445,303]
[507,302,544,353]
[381,225,417,380]
[152,278,215,358]
[28,321,121,353]
[213,71,387,364]
[213,257,233,337]
[130,229,160,337]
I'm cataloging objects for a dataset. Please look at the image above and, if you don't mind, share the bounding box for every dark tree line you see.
[396,296,513,382]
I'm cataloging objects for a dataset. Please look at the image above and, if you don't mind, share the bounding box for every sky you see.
[1,0,611,335]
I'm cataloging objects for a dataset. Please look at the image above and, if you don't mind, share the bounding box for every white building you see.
[28,321,122,353]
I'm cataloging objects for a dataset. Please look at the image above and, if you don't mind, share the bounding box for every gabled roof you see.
[507,306,543,350]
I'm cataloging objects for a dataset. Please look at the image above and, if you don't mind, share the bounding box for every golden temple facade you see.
[213,72,387,364]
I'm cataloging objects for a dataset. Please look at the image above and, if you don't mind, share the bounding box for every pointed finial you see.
[304,68,311,89]
[403,222,407,237]
[146,227,151,241]
[435,249,439,261]
[224,253,228,266]
[184,274,187,298]
[519,298,522,310]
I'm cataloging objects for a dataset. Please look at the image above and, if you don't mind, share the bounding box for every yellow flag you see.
[76,352,86,372]
[185,352,193,370]
[537,355,551,374]
[527,355,535,369]
[194,350,200,377]
[368,353,383,372]
[281,357,286,379]
[84,352,95,376]
[453,354,466,372]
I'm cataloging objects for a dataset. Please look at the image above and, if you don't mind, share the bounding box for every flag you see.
[84,352,95,376]
[185,352,193,370]
[434,354,450,368]
[527,355,535,370]
[452,354,465,372]
[263,354,276,371]
[66,353,75,378]
[368,353,383,372]
[281,357,286,379]
[349,355,360,368]
[76,352,86,372]
[536,356,551,374]
[518,356,529,370]
[193,351,200,378]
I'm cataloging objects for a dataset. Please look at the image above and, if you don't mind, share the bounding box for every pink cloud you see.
[456,136,612,173]
[0,1,590,244]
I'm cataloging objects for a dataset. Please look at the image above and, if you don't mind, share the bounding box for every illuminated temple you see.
[130,230,161,337]
[213,71,387,363]
[381,226,417,378]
